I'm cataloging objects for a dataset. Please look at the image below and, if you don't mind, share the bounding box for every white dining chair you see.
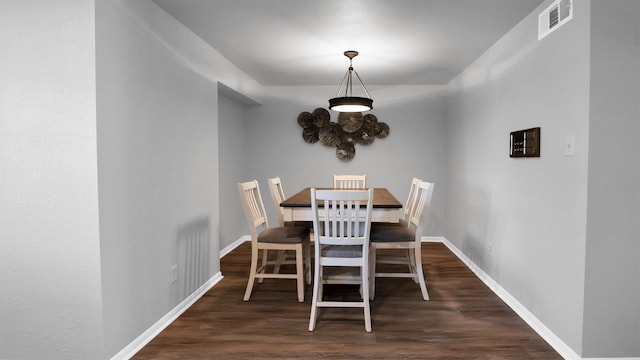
[369,177,421,281]
[237,180,311,302]
[333,174,367,189]
[369,181,434,301]
[309,188,374,332]
[267,176,313,274]
[267,176,314,229]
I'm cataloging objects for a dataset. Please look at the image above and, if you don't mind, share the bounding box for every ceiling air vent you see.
[538,0,573,40]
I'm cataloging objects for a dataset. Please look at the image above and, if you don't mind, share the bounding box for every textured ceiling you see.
[153,0,544,86]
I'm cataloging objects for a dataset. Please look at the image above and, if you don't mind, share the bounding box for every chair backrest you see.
[311,188,374,248]
[333,174,367,189]
[403,177,422,222]
[237,180,269,241]
[407,181,435,232]
[267,177,286,226]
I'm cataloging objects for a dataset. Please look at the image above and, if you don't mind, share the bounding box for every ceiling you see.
[153,0,545,86]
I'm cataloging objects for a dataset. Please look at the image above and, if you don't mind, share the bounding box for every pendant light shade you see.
[329,50,373,112]
[328,97,373,112]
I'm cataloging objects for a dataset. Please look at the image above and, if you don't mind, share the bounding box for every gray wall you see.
[444,0,590,354]
[0,1,105,358]
[1,0,262,357]
[583,0,640,356]
[218,88,253,251]
[96,0,221,356]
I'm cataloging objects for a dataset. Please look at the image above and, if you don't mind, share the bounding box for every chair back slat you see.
[333,174,367,189]
[313,189,373,247]
[267,177,286,226]
[408,181,434,230]
[237,180,269,240]
[403,177,422,222]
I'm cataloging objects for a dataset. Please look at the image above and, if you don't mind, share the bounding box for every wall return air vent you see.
[538,0,573,40]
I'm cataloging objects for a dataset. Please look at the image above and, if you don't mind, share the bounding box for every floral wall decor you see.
[297,108,390,161]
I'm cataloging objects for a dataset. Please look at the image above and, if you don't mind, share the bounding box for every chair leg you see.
[258,249,269,284]
[317,265,324,302]
[414,246,429,301]
[304,241,312,284]
[274,250,286,274]
[369,247,376,300]
[309,258,321,331]
[362,261,372,332]
[244,246,259,301]
[296,244,304,302]
[406,249,418,283]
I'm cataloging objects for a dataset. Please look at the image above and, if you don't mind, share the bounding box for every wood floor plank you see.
[133,242,562,359]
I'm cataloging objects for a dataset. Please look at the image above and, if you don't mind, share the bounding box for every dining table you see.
[280,187,402,224]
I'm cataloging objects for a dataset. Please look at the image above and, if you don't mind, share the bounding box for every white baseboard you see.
[111,272,224,360]
[113,236,249,359]
[421,236,447,243]
[220,235,250,258]
[422,236,582,360]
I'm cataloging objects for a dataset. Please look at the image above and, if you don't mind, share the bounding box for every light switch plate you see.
[565,135,575,156]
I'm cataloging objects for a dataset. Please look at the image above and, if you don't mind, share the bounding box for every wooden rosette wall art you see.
[297,108,390,161]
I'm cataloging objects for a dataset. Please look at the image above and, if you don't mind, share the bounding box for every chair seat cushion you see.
[258,226,310,244]
[370,223,415,242]
[320,244,363,258]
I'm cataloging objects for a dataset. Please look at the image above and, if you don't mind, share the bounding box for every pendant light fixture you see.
[328,50,373,112]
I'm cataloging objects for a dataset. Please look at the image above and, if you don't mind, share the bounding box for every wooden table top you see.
[280,187,402,209]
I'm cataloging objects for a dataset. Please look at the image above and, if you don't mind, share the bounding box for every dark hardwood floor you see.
[133,242,562,359]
